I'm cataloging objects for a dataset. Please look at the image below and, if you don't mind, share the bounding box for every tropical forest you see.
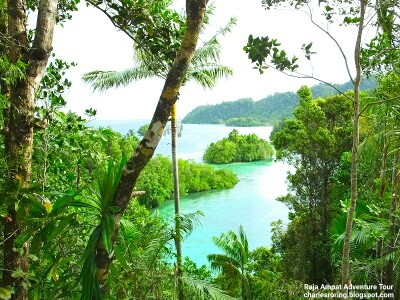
[0,0,399,300]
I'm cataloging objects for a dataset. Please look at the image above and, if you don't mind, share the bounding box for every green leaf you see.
[114,246,129,269]
[14,231,32,248]
[47,214,76,242]
[51,197,101,217]
[101,213,114,254]
[23,194,46,217]
[0,287,12,300]
[108,206,121,214]
[80,249,102,300]
[80,226,101,264]
[11,269,26,278]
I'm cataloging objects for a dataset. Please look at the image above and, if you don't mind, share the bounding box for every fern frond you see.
[181,275,238,300]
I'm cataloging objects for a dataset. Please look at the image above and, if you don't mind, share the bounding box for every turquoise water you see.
[90,120,274,161]
[91,120,289,266]
[157,160,290,266]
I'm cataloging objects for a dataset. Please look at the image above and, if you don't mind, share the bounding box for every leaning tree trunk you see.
[341,0,366,289]
[171,103,184,300]
[2,1,58,299]
[93,0,209,295]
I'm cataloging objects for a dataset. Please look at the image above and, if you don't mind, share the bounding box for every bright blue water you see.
[90,120,289,266]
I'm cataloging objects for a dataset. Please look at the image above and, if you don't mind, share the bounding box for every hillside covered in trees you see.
[182,77,376,125]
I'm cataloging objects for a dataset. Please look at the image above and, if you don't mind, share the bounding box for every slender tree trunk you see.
[377,130,389,285]
[341,0,366,288]
[2,1,58,299]
[93,0,209,294]
[171,103,184,300]
[385,149,399,291]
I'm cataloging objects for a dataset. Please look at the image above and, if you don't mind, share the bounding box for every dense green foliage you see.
[203,130,274,164]
[0,54,238,299]
[182,77,376,125]
[208,226,251,299]
[136,155,239,208]
[271,86,354,283]
[0,103,239,299]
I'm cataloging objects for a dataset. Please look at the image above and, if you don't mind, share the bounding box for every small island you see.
[203,129,274,164]
[137,155,239,208]
[137,123,150,135]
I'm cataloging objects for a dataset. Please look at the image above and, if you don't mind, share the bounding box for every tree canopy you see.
[203,130,274,164]
[182,77,376,125]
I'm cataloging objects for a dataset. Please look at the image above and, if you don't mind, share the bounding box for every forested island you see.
[137,155,238,207]
[137,123,149,136]
[1,0,399,300]
[182,77,376,126]
[203,130,274,163]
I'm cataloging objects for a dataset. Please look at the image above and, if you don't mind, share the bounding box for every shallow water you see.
[91,120,290,266]
[157,160,290,266]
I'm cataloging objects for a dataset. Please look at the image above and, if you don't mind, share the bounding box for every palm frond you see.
[133,50,170,78]
[174,211,204,239]
[181,275,238,300]
[207,253,241,272]
[211,234,242,263]
[238,225,249,260]
[186,65,233,89]
[119,218,139,247]
[82,65,154,92]
[192,39,222,66]
[199,17,237,49]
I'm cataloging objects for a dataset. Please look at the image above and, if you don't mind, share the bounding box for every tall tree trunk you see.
[171,103,184,300]
[385,149,399,290]
[93,0,209,295]
[341,0,366,288]
[2,1,58,299]
[377,128,389,285]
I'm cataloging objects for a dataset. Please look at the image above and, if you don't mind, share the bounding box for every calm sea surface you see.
[90,120,289,266]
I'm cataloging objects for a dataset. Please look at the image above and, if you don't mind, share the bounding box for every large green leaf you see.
[98,157,126,210]
[47,214,76,242]
[22,194,46,217]
[80,249,102,300]
[114,246,129,269]
[51,194,101,217]
[14,230,34,248]
[80,226,102,264]
[101,213,114,254]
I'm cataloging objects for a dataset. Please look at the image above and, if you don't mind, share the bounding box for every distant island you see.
[203,130,274,164]
[182,77,376,126]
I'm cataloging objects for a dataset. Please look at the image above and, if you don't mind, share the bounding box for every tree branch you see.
[359,95,400,117]
[265,63,354,101]
[85,0,138,43]
[304,4,354,84]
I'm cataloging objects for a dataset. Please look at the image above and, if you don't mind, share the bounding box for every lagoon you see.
[91,120,289,266]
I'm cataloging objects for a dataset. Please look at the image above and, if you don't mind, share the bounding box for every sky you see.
[51,0,361,120]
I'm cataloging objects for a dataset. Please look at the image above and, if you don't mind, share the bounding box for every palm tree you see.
[82,17,236,300]
[207,225,252,300]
